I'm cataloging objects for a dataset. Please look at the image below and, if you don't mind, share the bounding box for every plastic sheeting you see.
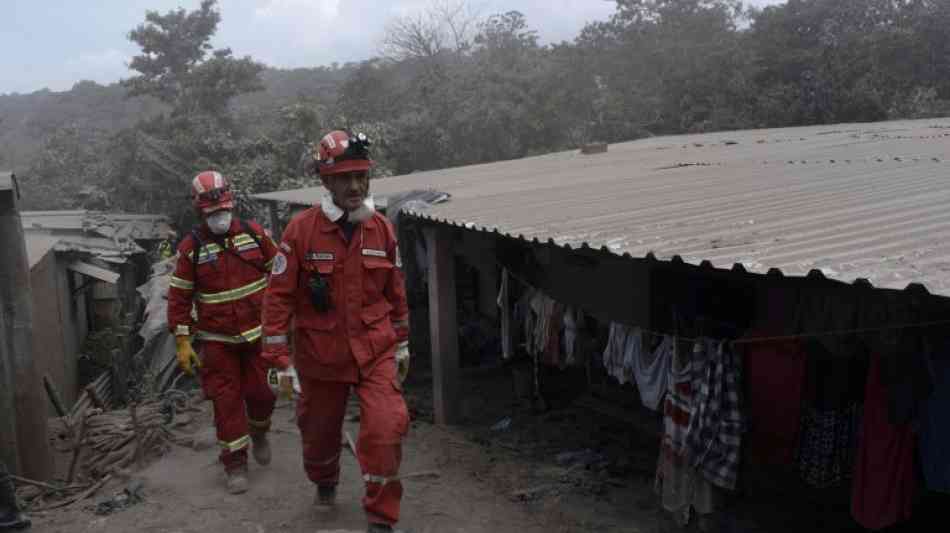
[133,257,179,392]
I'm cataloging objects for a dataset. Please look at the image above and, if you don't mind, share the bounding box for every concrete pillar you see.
[424,225,461,425]
[0,177,53,479]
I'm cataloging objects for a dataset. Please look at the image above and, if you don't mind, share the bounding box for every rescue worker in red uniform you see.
[261,131,411,533]
[167,170,280,494]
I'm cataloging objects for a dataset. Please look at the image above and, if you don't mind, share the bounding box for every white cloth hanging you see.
[633,335,674,411]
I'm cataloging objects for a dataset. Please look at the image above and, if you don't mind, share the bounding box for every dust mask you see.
[207,211,233,235]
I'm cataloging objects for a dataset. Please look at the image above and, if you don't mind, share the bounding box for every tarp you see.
[134,257,179,392]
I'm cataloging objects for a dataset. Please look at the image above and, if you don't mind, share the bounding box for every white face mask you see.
[206,210,233,235]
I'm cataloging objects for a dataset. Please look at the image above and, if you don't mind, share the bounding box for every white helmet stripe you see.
[192,175,206,194]
[213,171,223,189]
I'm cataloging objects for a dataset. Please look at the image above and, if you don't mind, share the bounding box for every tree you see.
[121,0,264,118]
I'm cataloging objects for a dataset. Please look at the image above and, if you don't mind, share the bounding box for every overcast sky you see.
[0,0,783,95]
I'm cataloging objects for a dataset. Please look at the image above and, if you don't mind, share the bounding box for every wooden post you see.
[424,225,461,425]
[0,178,53,479]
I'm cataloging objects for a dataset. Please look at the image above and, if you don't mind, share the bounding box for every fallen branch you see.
[396,470,441,481]
[31,475,111,512]
[67,408,89,483]
[10,476,78,492]
[43,374,73,435]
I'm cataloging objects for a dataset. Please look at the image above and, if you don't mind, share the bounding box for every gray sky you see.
[0,0,783,95]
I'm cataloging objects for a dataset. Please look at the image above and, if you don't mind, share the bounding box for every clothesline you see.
[498,264,950,346]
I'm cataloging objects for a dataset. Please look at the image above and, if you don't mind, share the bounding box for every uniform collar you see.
[320,194,375,223]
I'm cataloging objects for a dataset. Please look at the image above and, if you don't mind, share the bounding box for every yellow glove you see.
[175,335,201,375]
[396,341,410,384]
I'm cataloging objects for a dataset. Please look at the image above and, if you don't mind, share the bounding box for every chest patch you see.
[306,252,335,261]
[362,248,387,258]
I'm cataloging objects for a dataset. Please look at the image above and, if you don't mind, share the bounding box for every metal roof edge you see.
[403,211,944,296]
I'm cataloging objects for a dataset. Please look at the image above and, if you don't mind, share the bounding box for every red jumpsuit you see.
[167,219,279,472]
[262,206,410,526]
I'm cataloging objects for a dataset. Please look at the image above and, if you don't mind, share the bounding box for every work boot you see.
[226,466,249,495]
[313,484,336,512]
[250,433,271,466]
[0,463,30,530]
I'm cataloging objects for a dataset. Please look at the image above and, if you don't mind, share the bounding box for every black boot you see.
[0,462,30,530]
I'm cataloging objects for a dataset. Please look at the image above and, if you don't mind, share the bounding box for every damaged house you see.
[21,210,171,411]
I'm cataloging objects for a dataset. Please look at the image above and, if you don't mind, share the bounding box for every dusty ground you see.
[26,365,909,533]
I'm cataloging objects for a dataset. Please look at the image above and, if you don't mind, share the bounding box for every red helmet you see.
[312,130,374,176]
[191,170,234,215]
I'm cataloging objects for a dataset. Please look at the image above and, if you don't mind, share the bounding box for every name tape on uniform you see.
[361,249,387,258]
[306,252,335,261]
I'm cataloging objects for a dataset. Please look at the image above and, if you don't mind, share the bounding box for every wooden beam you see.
[425,225,461,425]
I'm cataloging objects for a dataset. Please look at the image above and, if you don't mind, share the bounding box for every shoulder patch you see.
[271,252,288,276]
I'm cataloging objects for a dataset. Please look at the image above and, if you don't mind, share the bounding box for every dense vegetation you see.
[3,0,949,226]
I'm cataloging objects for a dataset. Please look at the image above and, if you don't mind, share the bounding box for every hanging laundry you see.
[602,323,641,385]
[795,338,866,489]
[851,353,916,530]
[655,338,723,527]
[529,291,556,356]
[562,308,579,368]
[543,302,566,367]
[632,334,673,411]
[685,340,747,491]
[738,331,807,466]
[519,288,537,354]
[497,269,513,360]
[796,405,861,489]
[921,347,950,494]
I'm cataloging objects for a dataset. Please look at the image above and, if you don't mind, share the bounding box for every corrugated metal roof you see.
[21,210,172,264]
[25,234,60,269]
[253,118,950,296]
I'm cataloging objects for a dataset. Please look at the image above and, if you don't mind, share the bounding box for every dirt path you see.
[29,397,596,533]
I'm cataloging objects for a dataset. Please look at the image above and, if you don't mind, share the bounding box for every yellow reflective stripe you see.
[197,277,267,304]
[169,276,194,290]
[187,243,223,261]
[195,325,262,344]
[231,234,256,246]
[219,435,250,452]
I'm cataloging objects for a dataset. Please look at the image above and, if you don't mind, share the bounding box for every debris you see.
[67,408,90,483]
[397,470,441,482]
[491,417,512,432]
[555,449,609,469]
[510,484,559,502]
[43,374,73,434]
[30,475,112,512]
[93,479,145,516]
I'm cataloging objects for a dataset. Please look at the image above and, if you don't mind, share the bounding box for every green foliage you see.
[122,0,264,118]
[8,0,950,220]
